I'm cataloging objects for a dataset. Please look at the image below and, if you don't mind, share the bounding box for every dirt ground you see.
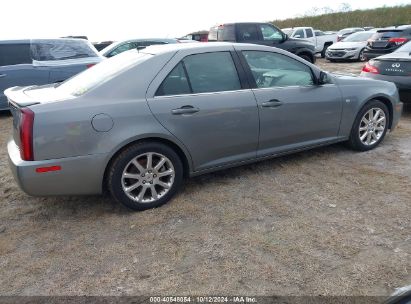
[0,58,410,296]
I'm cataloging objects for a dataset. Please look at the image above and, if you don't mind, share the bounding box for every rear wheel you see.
[348,101,389,151]
[299,54,313,63]
[108,142,183,211]
[321,44,331,58]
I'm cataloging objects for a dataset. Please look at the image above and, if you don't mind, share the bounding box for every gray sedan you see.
[6,43,403,211]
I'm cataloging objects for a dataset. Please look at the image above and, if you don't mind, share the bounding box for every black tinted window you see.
[31,39,97,61]
[243,51,314,88]
[108,42,136,57]
[306,28,314,38]
[156,62,191,96]
[183,52,241,94]
[0,43,31,66]
[237,24,259,41]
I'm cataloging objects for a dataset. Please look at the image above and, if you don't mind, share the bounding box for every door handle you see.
[261,99,283,108]
[171,105,200,115]
[0,74,6,79]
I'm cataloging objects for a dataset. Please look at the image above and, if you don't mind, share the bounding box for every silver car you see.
[6,43,403,211]
[326,31,376,62]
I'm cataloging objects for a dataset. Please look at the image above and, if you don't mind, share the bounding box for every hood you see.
[328,41,366,50]
[333,74,396,90]
[374,51,411,61]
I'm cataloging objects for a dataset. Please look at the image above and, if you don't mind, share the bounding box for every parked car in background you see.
[361,41,411,102]
[363,25,411,60]
[93,41,115,51]
[100,38,182,58]
[282,27,337,57]
[0,38,103,111]
[208,23,316,63]
[363,27,375,31]
[182,31,209,42]
[326,31,376,62]
[6,43,402,211]
[337,27,365,41]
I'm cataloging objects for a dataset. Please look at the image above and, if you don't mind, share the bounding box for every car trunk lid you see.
[373,52,411,76]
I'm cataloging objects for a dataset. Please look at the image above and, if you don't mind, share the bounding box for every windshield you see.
[343,32,374,42]
[338,28,362,35]
[57,51,151,96]
[395,41,411,52]
[31,39,98,61]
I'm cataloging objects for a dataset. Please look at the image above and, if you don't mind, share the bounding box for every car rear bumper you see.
[363,49,394,59]
[7,140,107,196]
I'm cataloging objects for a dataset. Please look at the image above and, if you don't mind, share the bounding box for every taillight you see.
[388,37,408,45]
[362,61,380,74]
[86,63,96,68]
[20,108,35,161]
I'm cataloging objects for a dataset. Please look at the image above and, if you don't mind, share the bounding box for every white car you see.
[326,31,376,62]
[282,27,337,57]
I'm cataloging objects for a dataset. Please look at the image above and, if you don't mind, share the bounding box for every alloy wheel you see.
[121,152,175,203]
[358,108,386,146]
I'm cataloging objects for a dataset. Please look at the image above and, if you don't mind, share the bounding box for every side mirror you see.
[318,71,329,85]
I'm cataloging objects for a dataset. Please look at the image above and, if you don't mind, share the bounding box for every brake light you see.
[86,63,96,68]
[388,37,408,45]
[19,108,35,161]
[362,61,380,74]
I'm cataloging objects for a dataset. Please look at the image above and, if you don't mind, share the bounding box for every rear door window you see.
[237,24,259,42]
[156,52,241,96]
[0,43,31,66]
[30,39,98,61]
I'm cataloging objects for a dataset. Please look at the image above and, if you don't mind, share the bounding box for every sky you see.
[1,0,410,42]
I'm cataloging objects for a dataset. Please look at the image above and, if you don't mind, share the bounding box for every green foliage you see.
[272,5,411,31]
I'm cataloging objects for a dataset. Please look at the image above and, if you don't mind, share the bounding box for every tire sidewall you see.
[109,142,183,211]
[350,101,390,151]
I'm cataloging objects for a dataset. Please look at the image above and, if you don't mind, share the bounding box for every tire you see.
[108,142,183,211]
[299,54,312,63]
[321,44,330,58]
[348,100,390,151]
[358,48,366,62]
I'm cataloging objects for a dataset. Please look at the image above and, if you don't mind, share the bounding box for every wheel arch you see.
[365,96,394,130]
[102,136,193,192]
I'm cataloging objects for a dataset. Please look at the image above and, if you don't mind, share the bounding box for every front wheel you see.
[348,101,389,151]
[358,48,366,62]
[108,142,183,211]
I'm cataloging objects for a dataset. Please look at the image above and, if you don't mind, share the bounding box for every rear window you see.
[0,43,31,66]
[30,39,98,61]
[57,51,151,96]
[371,30,404,40]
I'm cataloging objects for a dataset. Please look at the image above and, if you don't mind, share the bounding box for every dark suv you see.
[0,39,103,110]
[364,25,411,60]
[208,23,316,63]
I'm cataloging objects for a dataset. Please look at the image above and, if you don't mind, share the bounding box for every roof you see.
[0,38,89,45]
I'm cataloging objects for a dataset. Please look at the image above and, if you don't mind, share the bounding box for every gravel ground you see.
[0,58,410,296]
